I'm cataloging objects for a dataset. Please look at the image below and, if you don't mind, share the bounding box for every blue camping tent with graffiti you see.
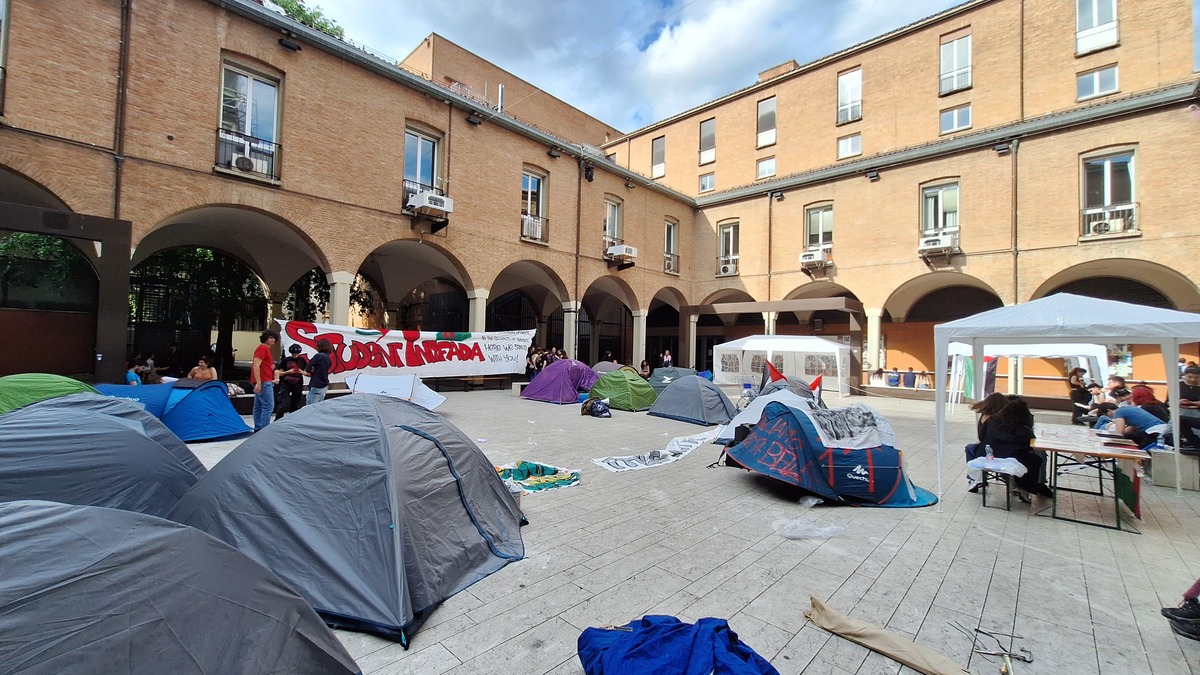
[725,401,936,507]
[94,379,250,442]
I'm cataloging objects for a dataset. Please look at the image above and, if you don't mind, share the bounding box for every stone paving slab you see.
[188,388,1200,674]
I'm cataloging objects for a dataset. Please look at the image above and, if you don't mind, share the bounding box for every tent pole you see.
[934,329,949,512]
[1165,340,1183,495]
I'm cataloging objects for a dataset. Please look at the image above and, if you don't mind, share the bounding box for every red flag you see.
[766,362,786,382]
[810,374,823,405]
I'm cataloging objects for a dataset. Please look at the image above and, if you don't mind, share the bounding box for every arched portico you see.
[358,240,473,333]
[486,260,571,348]
[1030,258,1200,310]
[579,275,640,365]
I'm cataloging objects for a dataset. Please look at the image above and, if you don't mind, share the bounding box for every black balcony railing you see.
[521,212,548,243]
[603,234,623,257]
[402,179,444,210]
[215,128,281,181]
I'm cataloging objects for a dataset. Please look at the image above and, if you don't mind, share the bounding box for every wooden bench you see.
[430,375,511,392]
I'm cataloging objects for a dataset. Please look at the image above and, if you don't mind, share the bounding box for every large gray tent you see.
[170,393,525,647]
[648,375,737,426]
[10,392,206,479]
[649,367,698,394]
[0,501,359,675]
[0,408,201,518]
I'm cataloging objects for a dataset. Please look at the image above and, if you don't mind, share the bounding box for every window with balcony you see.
[699,117,716,164]
[837,133,861,159]
[922,183,959,234]
[1077,0,1118,54]
[718,221,739,276]
[757,97,776,147]
[756,157,776,179]
[837,69,862,124]
[664,220,680,274]
[651,136,666,178]
[699,172,715,193]
[521,170,547,243]
[404,128,441,205]
[940,34,972,94]
[1077,65,1118,100]
[806,205,834,250]
[218,63,281,181]
[1081,150,1136,237]
[939,104,972,134]
[604,198,624,254]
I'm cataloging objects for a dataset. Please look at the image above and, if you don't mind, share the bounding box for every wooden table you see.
[1033,423,1150,532]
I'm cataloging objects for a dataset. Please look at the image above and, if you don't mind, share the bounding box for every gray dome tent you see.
[170,393,525,648]
[649,367,698,394]
[0,501,359,675]
[648,375,737,426]
[10,392,206,479]
[0,408,201,518]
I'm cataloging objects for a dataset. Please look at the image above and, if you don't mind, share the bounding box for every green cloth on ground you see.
[497,461,581,493]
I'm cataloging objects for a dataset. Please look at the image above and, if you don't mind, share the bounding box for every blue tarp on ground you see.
[726,402,936,507]
[578,615,779,675]
[95,379,250,442]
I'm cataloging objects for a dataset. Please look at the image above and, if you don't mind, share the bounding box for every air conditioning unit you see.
[799,249,831,267]
[918,233,959,255]
[719,262,738,275]
[664,258,677,274]
[407,191,454,216]
[1088,219,1124,236]
[231,154,257,172]
[606,244,637,259]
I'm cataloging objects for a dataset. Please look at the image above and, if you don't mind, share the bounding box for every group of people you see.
[250,330,333,433]
[869,367,932,389]
[523,346,568,380]
[1068,367,1199,450]
[966,393,1055,510]
[124,344,218,386]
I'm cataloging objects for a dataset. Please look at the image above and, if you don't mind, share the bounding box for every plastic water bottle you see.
[985,444,994,460]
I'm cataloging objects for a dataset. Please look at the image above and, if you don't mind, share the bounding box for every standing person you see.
[158,343,182,378]
[1067,367,1086,391]
[524,346,537,381]
[274,344,308,420]
[662,349,673,368]
[304,339,333,405]
[251,331,278,432]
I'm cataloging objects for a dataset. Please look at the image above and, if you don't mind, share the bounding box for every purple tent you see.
[520,359,599,404]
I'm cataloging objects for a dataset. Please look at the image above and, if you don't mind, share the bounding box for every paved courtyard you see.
[192,388,1200,674]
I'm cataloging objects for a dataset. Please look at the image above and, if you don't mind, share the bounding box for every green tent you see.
[588,369,657,412]
[0,373,98,415]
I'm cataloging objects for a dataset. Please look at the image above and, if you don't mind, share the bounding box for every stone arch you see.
[883,271,1002,322]
[1029,258,1200,310]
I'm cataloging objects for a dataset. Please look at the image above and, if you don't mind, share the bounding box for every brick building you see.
[1,0,1197,394]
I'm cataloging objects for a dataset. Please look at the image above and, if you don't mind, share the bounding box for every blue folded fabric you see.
[578,615,779,675]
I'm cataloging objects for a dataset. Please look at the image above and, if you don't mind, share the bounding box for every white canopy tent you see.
[935,293,1200,500]
[712,335,850,396]
[945,342,1110,408]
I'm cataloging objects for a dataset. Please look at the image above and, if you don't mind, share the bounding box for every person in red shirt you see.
[251,330,278,431]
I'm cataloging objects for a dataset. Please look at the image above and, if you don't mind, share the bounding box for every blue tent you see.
[95,379,250,442]
[726,402,936,507]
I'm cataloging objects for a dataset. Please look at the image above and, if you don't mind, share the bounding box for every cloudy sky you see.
[315,0,967,133]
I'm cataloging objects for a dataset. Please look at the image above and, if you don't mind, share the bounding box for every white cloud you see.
[317,0,962,132]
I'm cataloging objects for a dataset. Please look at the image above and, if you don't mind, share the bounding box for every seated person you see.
[187,355,220,381]
[1177,366,1200,448]
[869,368,885,385]
[1094,402,1168,448]
[124,358,144,386]
[1071,382,1099,426]
[983,397,1054,509]
[1107,374,1127,398]
[639,360,651,379]
[901,367,917,388]
[886,368,901,387]
[1131,385,1169,423]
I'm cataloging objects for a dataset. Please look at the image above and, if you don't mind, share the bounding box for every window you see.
[1082,151,1136,235]
[604,199,623,248]
[218,63,280,178]
[699,172,715,192]
[837,69,862,124]
[940,34,972,94]
[405,129,439,192]
[922,183,959,234]
[837,133,861,159]
[699,118,716,164]
[757,97,776,147]
[664,220,680,274]
[1077,65,1118,100]
[806,205,834,249]
[939,104,972,134]
[605,152,617,163]
[756,157,776,179]
[1077,0,1119,54]
[651,136,666,178]
[718,221,739,275]
[521,170,546,242]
